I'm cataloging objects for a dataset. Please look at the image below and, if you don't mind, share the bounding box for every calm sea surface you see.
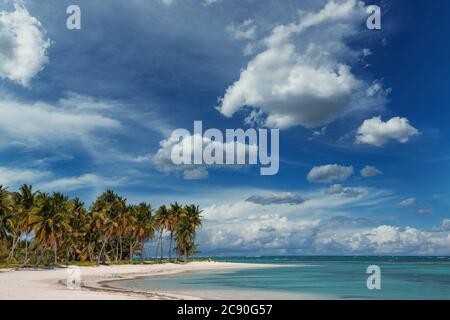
[116,256,450,300]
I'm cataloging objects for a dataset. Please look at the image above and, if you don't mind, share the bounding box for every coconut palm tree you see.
[168,202,183,261]
[0,184,203,266]
[0,186,12,242]
[65,198,87,262]
[34,193,72,264]
[91,191,124,263]
[154,205,170,260]
[128,203,154,262]
[176,204,203,263]
[13,185,38,262]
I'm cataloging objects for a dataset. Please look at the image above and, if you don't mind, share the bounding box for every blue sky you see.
[0,0,449,255]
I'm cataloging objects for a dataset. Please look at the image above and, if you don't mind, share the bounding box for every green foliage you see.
[0,239,8,263]
[0,185,203,267]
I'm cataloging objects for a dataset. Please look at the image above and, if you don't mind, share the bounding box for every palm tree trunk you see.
[54,242,58,264]
[129,242,133,264]
[141,241,146,262]
[115,239,119,263]
[8,234,18,259]
[24,236,28,262]
[184,248,188,263]
[169,232,173,262]
[119,236,123,261]
[98,237,109,263]
[155,230,162,259]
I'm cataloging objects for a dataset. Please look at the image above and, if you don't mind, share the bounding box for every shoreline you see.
[0,261,290,300]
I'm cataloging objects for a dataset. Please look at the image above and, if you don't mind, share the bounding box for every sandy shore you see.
[0,262,282,300]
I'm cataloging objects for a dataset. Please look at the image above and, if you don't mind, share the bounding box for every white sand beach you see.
[0,262,281,300]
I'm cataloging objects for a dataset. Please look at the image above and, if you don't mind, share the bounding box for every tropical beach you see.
[0,0,450,303]
[0,262,284,300]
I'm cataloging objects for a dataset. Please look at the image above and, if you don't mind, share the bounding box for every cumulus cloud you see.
[356,116,419,146]
[328,225,449,255]
[307,164,354,184]
[153,131,258,179]
[195,186,420,254]
[431,219,450,232]
[216,0,385,129]
[226,19,256,40]
[400,198,417,207]
[246,192,305,205]
[0,3,51,86]
[198,209,450,255]
[360,165,382,178]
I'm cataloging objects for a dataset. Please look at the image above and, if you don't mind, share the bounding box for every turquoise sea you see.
[116,256,450,300]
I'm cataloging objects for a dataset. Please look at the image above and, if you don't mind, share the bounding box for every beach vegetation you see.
[0,184,203,267]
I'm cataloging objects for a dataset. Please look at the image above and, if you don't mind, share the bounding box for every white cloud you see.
[0,166,49,188]
[226,19,256,40]
[360,165,382,178]
[362,48,372,57]
[400,197,416,207]
[216,0,385,129]
[153,131,257,179]
[307,164,354,184]
[246,192,305,205]
[38,173,123,192]
[326,184,363,198]
[183,167,209,180]
[202,0,221,6]
[199,206,450,255]
[356,116,419,146]
[0,3,51,86]
[331,225,447,255]
[432,219,450,232]
[0,97,121,148]
[160,0,175,6]
[417,209,431,216]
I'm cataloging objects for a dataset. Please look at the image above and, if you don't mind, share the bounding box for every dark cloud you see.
[246,193,305,205]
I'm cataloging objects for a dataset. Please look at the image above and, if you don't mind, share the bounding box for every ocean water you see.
[116,256,450,300]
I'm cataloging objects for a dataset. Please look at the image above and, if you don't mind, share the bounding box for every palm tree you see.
[168,202,182,262]
[65,198,87,262]
[154,205,170,261]
[13,185,38,262]
[0,186,12,242]
[34,193,72,264]
[176,204,203,263]
[91,191,124,263]
[0,184,204,267]
[129,203,154,263]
